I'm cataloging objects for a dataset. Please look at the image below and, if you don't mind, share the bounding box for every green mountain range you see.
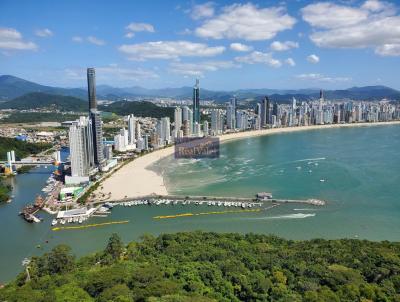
[1,75,399,102]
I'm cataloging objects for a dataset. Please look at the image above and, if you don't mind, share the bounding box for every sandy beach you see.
[97,121,400,200]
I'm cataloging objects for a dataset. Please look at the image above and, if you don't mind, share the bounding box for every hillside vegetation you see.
[101,101,175,120]
[0,92,87,111]
[0,137,51,161]
[1,232,399,301]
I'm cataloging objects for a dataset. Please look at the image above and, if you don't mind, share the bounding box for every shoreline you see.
[97,121,400,200]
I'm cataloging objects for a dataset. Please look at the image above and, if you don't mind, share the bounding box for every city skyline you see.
[1,0,400,90]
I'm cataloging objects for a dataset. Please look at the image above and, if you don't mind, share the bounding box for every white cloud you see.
[235,51,282,68]
[169,60,238,77]
[35,28,53,37]
[301,2,369,29]
[191,2,215,20]
[0,27,37,50]
[375,43,400,56]
[296,73,351,82]
[285,58,296,66]
[65,65,158,82]
[125,32,135,39]
[230,42,253,52]
[195,3,296,41]
[87,36,105,46]
[72,36,83,42]
[307,54,320,64]
[270,40,299,51]
[301,0,400,56]
[118,41,225,61]
[126,22,155,33]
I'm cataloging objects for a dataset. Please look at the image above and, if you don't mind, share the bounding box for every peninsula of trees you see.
[0,232,399,301]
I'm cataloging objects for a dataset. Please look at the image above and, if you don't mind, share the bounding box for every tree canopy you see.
[1,231,399,301]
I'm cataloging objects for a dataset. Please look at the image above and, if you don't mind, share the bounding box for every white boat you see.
[51,219,58,226]
[60,219,66,225]
[320,179,326,182]
[78,218,83,224]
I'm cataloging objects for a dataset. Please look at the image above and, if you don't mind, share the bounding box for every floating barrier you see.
[154,208,262,219]
[52,220,129,231]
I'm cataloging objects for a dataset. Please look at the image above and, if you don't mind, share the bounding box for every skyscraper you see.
[127,114,136,145]
[193,79,200,124]
[211,109,223,135]
[174,107,182,133]
[226,104,235,129]
[87,68,96,111]
[69,116,94,177]
[261,96,270,127]
[87,68,104,166]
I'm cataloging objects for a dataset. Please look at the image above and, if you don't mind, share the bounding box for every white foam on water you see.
[251,213,316,220]
[293,208,318,211]
[294,157,326,163]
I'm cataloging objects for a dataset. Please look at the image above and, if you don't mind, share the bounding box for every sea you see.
[0,124,399,282]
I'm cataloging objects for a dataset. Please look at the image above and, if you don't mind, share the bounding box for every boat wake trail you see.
[247,213,316,220]
[293,157,326,163]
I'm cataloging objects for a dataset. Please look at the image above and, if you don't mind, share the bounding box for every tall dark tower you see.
[87,68,97,111]
[87,68,104,167]
[261,96,270,127]
[193,79,200,124]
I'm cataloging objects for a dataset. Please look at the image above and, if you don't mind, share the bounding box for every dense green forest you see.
[1,232,399,301]
[0,137,51,161]
[0,112,81,124]
[0,180,11,202]
[0,92,87,111]
[100,101,175,120]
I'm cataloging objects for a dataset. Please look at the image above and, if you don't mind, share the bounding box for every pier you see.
[103,194,326,207]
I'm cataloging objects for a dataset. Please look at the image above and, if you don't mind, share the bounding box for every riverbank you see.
[97,121,400,200]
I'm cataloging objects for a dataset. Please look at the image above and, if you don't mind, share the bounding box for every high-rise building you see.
[157,117,171,145]
[261,96,270,127]
[193,79,200,124]
[87,68,96,111]
[127,114,136,145]
[182,106,189,122]
[203,121,209,136]
[226,104,235,129]
[174,107,182,134]
[69,116,94,177]
[230,96,237,127]
[211,109,223,135]
[87,68,104,166]
[135,121,141,140]
[182,120,190,137]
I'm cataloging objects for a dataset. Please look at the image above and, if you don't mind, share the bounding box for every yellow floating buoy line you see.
[52,220,129,231]
[154,208,262,220]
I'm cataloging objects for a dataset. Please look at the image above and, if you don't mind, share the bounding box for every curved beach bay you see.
[1,122,399,283]
[151,122,400,241]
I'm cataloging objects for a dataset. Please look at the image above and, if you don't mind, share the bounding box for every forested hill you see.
[0,92,87,112]
[0,137,51,161]
[100,101,175,120]
[1,232,399,301]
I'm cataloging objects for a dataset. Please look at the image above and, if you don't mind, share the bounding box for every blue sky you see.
[1,0,400,90]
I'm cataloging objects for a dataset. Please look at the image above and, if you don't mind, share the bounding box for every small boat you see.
[60,219,66,225]
[78,218,83,224]
[320,179,326,182]
[51,219,58,226]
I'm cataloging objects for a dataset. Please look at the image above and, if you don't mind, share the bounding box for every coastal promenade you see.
[97,121,400,200]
